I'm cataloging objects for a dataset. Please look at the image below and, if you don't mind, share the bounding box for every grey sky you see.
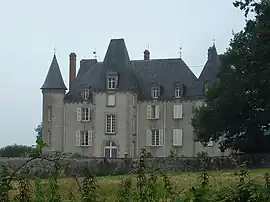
[0,0,245,147]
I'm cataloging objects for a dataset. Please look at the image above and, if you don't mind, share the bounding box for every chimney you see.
[69,52,76,89]
[144,49,150,60]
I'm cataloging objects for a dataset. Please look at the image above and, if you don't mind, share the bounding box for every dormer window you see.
[83,89,90,100]
[152,87,160,99]
[175,86,183,98]
[107,76,117,90]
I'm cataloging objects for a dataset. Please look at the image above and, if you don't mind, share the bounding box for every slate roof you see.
[41,54,67,90]
[63,39,220,101]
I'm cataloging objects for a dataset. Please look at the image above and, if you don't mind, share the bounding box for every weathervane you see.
[54,47,56,55]
[93,49,97,59]
[179,46,182,58]
[212,37,216,46]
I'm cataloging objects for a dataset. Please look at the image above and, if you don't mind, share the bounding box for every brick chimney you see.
[69,52,76,89]
[144,49,150,60]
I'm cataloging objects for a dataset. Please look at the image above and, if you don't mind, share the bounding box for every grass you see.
[9,168,270,200]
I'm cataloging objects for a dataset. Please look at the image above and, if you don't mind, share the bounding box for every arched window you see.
[104,141,117,158]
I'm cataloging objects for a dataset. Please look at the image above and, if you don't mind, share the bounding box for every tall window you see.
[106,114,116,134]
[82,108,90,121]
[151,87,160,99]
[48,106,52,121]
[146,105,159,119]
[107,76,117,89]
[151,129,160,146]
[83,89,90,100]
[107,94,116,106]
[76,131,93,146]
[104,141,117,158]
[47,130,52,146]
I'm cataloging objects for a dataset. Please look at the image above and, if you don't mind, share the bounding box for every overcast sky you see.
[0,0,246,147]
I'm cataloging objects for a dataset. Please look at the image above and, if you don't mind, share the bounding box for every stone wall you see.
[0,155,270,178]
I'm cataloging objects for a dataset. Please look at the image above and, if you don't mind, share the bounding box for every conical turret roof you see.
[41,54,67,90]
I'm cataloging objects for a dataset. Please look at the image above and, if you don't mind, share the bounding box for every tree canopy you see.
[0,144,34,157]
[192,0,270,153]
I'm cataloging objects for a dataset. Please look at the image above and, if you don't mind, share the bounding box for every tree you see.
[192,0,270,153]
[0,144,34,157]
[34,123,43,142]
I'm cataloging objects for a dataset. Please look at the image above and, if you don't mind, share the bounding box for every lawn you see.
[9,168,270,201]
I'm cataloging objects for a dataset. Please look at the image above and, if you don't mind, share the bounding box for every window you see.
[76,131,93,146]
[132,95,136,107]
[83,89,90,100]
[146,129,163,146]
[173,129,183,146]
[77,108,90,122]
[173,104,183,119]
[132,115,136,135]
[48,106,52,121]
[106,114,116,134]
[104,141,117,158]
[82,108,90,121]
[107,76,117,89]
[107,94,116,106]
[146,105,159,119]
[204,84,209,94]
[175,87,183,98]
[47,130,52,146]
[151,87,160,99]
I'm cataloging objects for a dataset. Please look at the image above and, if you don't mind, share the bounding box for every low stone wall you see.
[0,155,270,178]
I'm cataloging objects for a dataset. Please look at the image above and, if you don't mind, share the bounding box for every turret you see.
[41,54,66,153]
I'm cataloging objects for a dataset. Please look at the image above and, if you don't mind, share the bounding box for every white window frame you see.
[48,106,52,121]
[107,76,117,90]
[146,129,163,147]
[151,87,160,99]
[104,141,118,158]
[173,129,183,146]
[107,94,116,106]
[146,105,160,120]
[83,89,90,100]
[76,131,93,147]
[173,104,183,119]
[106,114,116,134]
[175,87,182,98]
[47,130,52,146]
[82,108,90,122]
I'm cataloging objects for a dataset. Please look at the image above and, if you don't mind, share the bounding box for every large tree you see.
[192,0,270,153]
[34,123,43,142]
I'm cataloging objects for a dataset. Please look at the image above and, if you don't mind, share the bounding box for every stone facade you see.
[41,38,229,158]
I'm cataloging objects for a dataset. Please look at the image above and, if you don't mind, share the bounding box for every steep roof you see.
[64,39,220,101]
[41,54,67,90]
[199,44,221,83]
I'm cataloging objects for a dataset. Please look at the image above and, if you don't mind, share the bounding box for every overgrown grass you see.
[1,140,270,201]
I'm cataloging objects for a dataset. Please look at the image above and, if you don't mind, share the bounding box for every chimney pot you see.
[69,52,77,89]
[144,49,150,60]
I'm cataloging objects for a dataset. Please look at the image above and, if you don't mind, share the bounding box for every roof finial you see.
[147,44,150,50]
[53,47,56,55]
[179,46,182,58]
[212,37,216,46]
[93,49,97,59]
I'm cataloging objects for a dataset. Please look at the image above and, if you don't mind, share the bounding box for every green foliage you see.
[0,144,35,157]
[34,123,43,142]
[191,0,270,154]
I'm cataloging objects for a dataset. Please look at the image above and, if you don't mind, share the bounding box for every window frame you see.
[151,87,160,99]
[48,106,52,122]
[104,141,118,158]
[107,94,116,107]
[107,76,117,90]
[82,89,90,100]
[81,108,90,122]
[106,114,116,134]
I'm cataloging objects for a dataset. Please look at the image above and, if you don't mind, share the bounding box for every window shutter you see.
[107,94,116,106]
[179,104,183,118]
[76,108,81,121]
[146,105,152,119]
[179,129,183,146]
[159,129,164,146]
[88,108,91,120]
[173,129,177,146]
[155,105,160,119]
[88,131,93,146]
[146,129,151,146]
[76,131,81,146]
[173,105,177,119]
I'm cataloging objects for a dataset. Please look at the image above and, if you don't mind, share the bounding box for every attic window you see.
[83,89,90,100]
[107,76,118,90]
[175,86,183,98]
[151,87,160,99]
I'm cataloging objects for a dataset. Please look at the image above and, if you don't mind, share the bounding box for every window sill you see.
[105,132,116,135]
[81,120,91,122]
